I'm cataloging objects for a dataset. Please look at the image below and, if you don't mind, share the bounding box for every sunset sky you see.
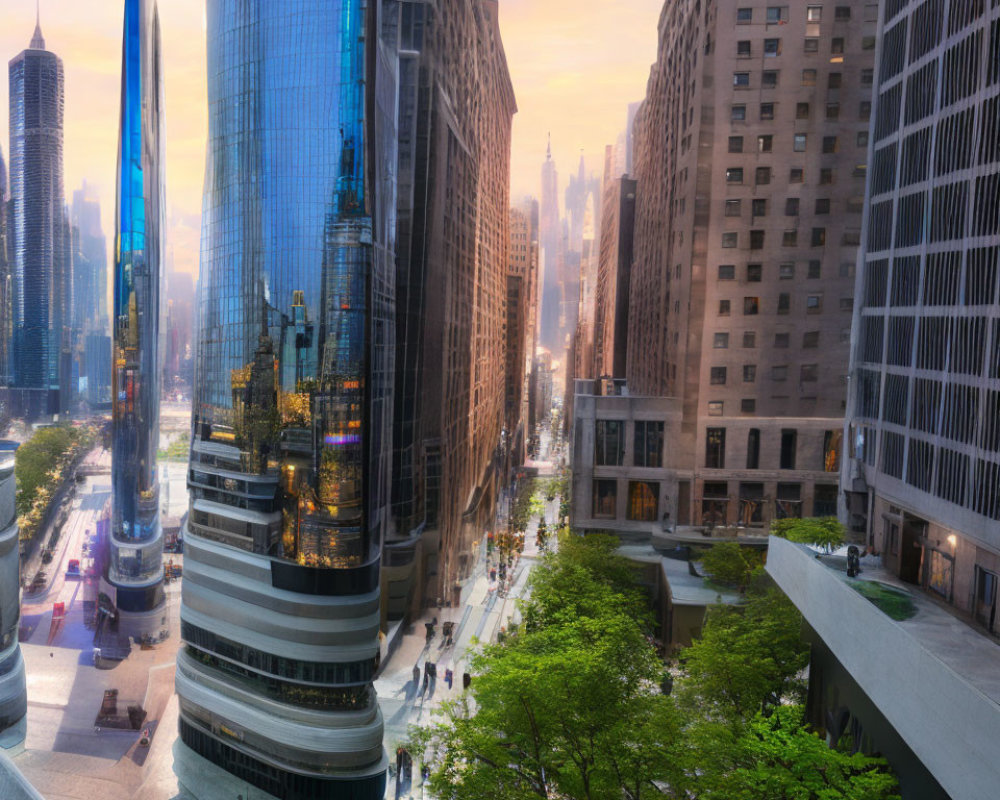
[0,0,664,277]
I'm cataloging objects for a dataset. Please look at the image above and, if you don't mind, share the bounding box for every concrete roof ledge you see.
[766,535,1000,800]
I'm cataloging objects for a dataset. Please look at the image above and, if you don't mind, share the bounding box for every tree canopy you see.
[771,516,845,552]
[411,532,900,800]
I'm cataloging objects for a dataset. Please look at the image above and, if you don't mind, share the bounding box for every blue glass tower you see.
[7,14,68,419]
[175,1,397,797]
[105,0,166,644]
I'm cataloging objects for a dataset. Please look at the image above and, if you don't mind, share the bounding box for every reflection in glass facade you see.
[176,2,396,797]
[108,0,166,629]
[0,442,26,737]
[7,18,69,418]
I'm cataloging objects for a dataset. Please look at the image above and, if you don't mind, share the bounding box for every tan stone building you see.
[388,0,516,608]
[622,0,877,528]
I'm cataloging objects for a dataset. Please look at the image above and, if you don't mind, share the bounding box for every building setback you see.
[7,15,70,420]
[618,0,876,530]
[175,1,399,797]
[387,0,516,610]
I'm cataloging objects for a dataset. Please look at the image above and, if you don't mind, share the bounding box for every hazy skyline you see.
[0,0,665,275]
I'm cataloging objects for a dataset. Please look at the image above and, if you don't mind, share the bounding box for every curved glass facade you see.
[178,1,396,796]
[110,0,165,612]
[0,442,26,736]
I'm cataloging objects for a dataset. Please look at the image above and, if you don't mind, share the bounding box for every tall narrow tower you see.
[174,1,396,797]
[7,8,68,419]
[539,137,560,351]
[106,0,166,644]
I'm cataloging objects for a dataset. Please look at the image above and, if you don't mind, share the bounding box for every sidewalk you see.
[374,496,555,769]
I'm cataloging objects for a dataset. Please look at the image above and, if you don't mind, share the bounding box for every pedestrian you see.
[462,672,471,689]
[412,664,420,687]
[445,668,453,690]
[428,661,437,680]
[490,567,496,582]
[422,664,430,692]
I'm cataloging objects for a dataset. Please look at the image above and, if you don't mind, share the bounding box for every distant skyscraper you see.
[175,2,398,797]
[539,139,561,351]
[7,11,69,419]
[105,0,167,646]
[71,182,108,335]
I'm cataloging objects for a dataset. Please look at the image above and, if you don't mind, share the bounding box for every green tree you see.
[520,533,649,631]
[687,706,901,800]
[412,612,681,800]
[771,517,845,552]
[677,582,809,723]
[699,541,762,590]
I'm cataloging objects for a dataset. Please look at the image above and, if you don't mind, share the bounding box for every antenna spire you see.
[30,0,46,50]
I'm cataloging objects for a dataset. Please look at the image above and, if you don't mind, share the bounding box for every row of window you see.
[709,363,828,385]
[718,261,854,281]
[714,330,826,349]
[705,427,842,472]
[735,35,874,59]
[879,432,1000,521]
[594,420,665,468]
[701,481,840,522]
[724,197,863,217]
[729,131,868,156]
[726,165,865,188]
[721,228,847,249]
[735,5,859,25]
[592,479,660,522]
[863,248,999,309]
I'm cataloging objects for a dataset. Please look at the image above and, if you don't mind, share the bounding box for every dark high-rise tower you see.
[7,11,68,419]
[0,146,10,388]
[175,2,397,797]
[105,0,167,644]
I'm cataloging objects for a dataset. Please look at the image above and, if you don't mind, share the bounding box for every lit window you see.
[627,481,659,521]
[708,402,724,417]
[794,134,807,152]
[806,5,822,21]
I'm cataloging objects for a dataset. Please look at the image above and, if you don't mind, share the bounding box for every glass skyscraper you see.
[7,15,68,419]
[0,441,26,742]
[105,0,167,644]
[175,2,397,797]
